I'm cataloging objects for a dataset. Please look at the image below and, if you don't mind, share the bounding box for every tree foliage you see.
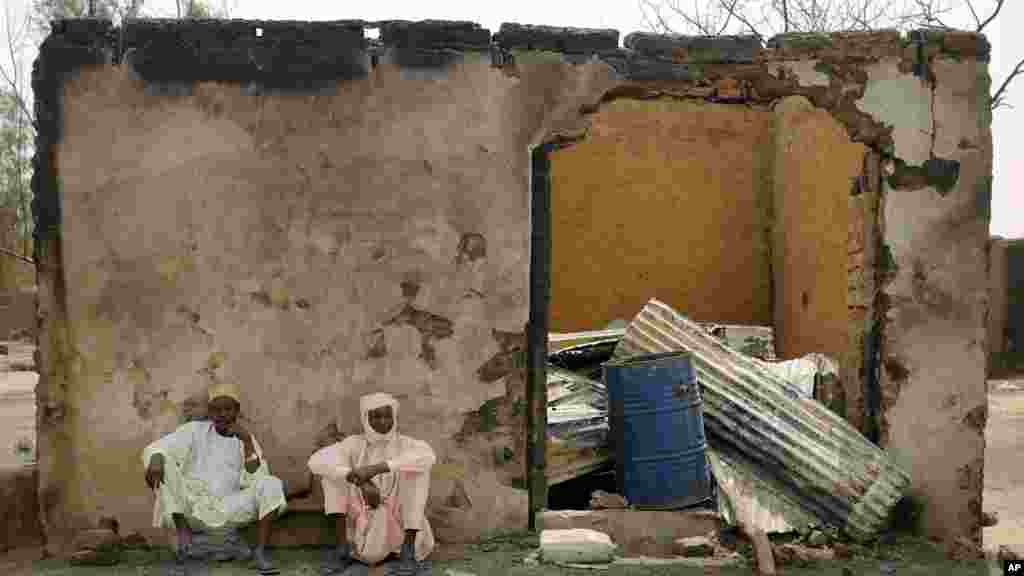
[0,92,31,255]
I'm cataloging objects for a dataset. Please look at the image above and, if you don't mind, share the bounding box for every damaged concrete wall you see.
[33,19,619,553]
[550,99,774,331]
[33,20,992,550]
[865,35,993,542]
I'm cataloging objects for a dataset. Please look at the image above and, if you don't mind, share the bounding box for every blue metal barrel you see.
[603,351,712,509]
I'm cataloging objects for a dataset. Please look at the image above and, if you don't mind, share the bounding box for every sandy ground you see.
[0,339,36,468]
[983,378,1024,554]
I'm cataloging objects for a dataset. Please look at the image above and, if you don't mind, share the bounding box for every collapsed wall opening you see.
[546,93,872,424]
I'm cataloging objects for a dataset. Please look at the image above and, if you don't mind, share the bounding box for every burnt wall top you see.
[379,20,491,50]
[121,19,367,87]
[494,24,619,54]
[43,17,994,67]
[31,16,992,248]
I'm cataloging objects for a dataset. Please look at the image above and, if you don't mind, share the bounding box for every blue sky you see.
[3,0,1020,238]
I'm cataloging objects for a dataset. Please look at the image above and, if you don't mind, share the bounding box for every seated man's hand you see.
[145,457,165,490]
[361,482,381,509]
[285,472,315,501]
[225,422,253,444]
[346,465,375,486]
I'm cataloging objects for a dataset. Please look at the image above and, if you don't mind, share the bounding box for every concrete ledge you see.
[49,17,117,44]
[243,510,334,548]
[0,465,42,552]
[767,30,903,58]
[624,33,759,63]
[910,29,992,60]
[539,509,721,557]
[380,20,491,51]
[598,51,698,82]
[122,20,368,87]
[495,24,619,54]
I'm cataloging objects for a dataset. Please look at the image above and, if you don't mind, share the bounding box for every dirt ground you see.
[0,343,1020,575]
[3,532,996,576]
[0,339,36,468]
[983,379,1024,555]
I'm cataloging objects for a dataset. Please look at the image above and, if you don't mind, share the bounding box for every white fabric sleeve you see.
[386,437,436,474]
[141,422,197,469]
[308,436,361,481]
[239,434,271,489]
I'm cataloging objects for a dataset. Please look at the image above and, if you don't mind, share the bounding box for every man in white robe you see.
[308,393,436,576]
[142,383,287,574]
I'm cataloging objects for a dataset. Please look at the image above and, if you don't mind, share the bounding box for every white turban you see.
[360,393,398,446]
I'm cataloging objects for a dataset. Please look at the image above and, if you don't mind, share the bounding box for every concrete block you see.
[673,535,715,557]
[381,20,491,50]
[539,509,721,557]
[772,542,835,565]
[540,528,616,564]
[599,53,697,82]
[495,24,618,53]
[623,33,759,62]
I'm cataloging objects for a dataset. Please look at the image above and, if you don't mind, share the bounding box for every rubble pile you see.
[613,299,911,541]
[544,298,911,545]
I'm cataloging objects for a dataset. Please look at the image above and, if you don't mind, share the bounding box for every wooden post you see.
[526,144,552,531]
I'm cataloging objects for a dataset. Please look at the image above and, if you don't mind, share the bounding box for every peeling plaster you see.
[857,60,933,165]
[771,59,831,87]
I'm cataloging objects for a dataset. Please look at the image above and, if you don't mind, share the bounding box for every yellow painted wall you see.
[772,97,866,362]
[550,99,775,331]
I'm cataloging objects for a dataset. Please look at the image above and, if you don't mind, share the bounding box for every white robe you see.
[142,421,287,530]
[308,393,436,564]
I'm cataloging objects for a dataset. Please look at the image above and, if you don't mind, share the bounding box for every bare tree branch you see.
[975,0,1003,32]
[965,0,982,28]
[716,0,742,35]
[719,0,766,38]
[1,3,36,128]
[665,0,717,35]
[991,58,1024,110]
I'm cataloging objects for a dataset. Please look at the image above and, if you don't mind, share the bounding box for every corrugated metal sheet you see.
[706,447,816,534]
[546,365,612,483]
[613,299,911,541]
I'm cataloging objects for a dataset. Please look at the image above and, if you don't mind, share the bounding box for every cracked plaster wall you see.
[38,37,618,552]
[866,54,992,543]
[33,20,992,550]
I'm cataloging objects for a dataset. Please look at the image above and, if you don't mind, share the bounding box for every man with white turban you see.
[142,383,287,575]
[308,393,436,576]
